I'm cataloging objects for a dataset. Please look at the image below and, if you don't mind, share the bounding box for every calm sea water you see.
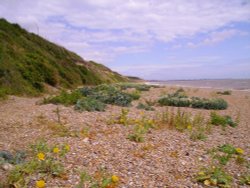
[147,79,250,91]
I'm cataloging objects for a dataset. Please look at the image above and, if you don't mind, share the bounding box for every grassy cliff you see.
[0,18,127,97]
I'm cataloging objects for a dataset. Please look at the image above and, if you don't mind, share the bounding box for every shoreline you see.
[145,79,250,92]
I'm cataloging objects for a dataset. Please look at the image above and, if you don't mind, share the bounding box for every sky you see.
[1,0,250,80]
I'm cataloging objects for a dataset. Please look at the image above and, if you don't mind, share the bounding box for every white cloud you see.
[186,29,248,48]
[0,0,250,62]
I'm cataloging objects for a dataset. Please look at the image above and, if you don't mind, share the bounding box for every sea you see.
[146,79,250,91]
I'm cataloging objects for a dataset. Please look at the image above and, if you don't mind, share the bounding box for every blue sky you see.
[1,0,250,80]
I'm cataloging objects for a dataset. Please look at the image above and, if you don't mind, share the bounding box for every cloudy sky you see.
[1,0,250,80]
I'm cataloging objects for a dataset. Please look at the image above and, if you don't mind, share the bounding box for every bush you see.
[0,88,8,100]
[43,90,82,106]
[158,96,191,107]
[75,98,106,112]
[116,83,154,91]
[191,98,228,110]
[79,84,133,107]
[217,90,232,95]
[127,90,141,100]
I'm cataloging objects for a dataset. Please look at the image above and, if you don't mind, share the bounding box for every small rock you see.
[1,163,14,171]
[83,137,89,143]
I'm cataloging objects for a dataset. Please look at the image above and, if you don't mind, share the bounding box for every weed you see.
[239,174,250,185]
[136,102,155,111]
[7,141,69,187]
[189,113,211,141]
[54,106,61,124]
[76,168,119,188]
[196,166,232,187]
[210,112,238,128]
[215,154,232,165]
[127,89,141,100]
[115,109,130,125]
[218,144,237,155]
[127,124,146,143]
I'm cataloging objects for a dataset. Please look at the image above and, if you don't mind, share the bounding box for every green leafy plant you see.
[216,90,232,95]
[210,112,238,128]
[80,84,133,107]
[75,97,106,111]
[127,125,147,143]
[7,141,69,187]
[127,89,141,100]
[196,166,232,187]
[136,102,155,111]
[158,96,191,107]
[239,174,250,185]
[43,90,82,106]
[76,168,119,188]
[191,97,228,110]
[218,144,237,155]
[158,90,228,110]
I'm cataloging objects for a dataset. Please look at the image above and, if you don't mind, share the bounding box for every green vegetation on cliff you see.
[0,18,127,97]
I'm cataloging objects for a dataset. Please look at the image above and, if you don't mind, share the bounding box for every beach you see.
[0,85,249,187]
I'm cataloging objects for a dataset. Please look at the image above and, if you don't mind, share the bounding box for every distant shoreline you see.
[145,79,250,91]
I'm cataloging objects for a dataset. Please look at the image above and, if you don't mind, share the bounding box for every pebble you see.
[1,163,14,171]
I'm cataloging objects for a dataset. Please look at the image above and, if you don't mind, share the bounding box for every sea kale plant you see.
[158,89,228,110]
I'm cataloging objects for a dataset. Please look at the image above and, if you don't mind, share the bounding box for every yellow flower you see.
[140,111,144,115]
[111,175,119,183]
[187,125,192,130]
[204,180,211,186]
[236,148,244,155]
[148,120,153,124]
[37,153,45,161]
[135,119,140,123]
[64,144,70,151]
[198,171,205,176]
[53,147,60,153]
[36,180,45,188]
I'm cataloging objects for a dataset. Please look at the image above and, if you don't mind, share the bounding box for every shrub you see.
[158,90,227,110]
[158,96,191,107]
[117,83,152,91]
[191,98,228,110]
[79,84,133,107]
[0,88,8,100]
[127,90,141,100]
[75,98,106,112]
[217,90,232,95]
[43,90,82,106]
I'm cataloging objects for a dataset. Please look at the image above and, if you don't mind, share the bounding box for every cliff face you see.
[0,18,128,96]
